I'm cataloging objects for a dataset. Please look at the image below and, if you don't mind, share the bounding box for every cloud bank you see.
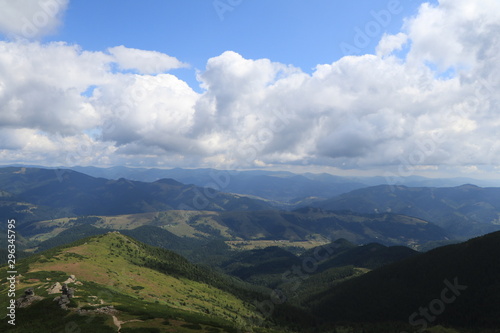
[0,0,499,178]
[0,0,69,38]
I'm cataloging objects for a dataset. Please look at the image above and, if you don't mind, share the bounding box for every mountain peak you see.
[456,183,481,189]
[153,178,184,186]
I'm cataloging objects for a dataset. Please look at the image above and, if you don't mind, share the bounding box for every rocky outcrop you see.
[47,282,62,294]
[16,288,43,308]
[53,283,76,309]
[63,275,77,284]
[63,283,75,298]
[77,305,118,316]
[48,275,81,294]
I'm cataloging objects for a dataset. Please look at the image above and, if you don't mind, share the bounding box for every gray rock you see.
[67,287,75,299]
[63,275,77,284]
[54,294,71,310]
[61,283,68,295]
[16,288,43,308]
[53,282,76,309]
[47,282,62,294]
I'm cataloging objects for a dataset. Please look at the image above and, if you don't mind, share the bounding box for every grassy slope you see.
[20,211,230,242]
[0,232,273,332]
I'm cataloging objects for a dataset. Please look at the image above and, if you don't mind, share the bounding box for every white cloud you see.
[95,73,201,155]
[405,0,500,71]
[0,0,499,178]
[0,41,109,135]
[108,46,188,75]
[0,0,69,39]
[376,32,408,57]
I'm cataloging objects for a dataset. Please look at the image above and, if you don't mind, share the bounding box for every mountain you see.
[6,165,500,207]
[68,166,500,201]
[20,207,449,253]
[0,167,272,221]
[19,216,421,282]
[69,166,367,203]
[0,200,58,225]
[216,208,448,246]
[311,231,500,331]
[0,232,312,332]
[315,184,500,238]
[217,239,419,301]
[262,239,419,308]
[220,246,302,287]
[312,241,419,272]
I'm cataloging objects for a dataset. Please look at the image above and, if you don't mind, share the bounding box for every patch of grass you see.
[21,270,68,282]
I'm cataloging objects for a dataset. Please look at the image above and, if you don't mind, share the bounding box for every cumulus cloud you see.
[95,73,200,154]
[376,32,408,57]
[0,0,69,39]
[405,0,500,71]
[0,41,109,135]
[0,0,499,178]
[108,46,188,75]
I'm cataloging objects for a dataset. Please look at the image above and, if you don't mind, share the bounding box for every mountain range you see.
[3,166,500,242]
[7,164,500,203]
[0,167,271,220]
[314,184,500,238]
[1,165,500,331]
[0,167,451,250]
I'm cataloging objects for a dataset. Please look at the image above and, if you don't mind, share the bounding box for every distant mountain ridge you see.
[0,167,272,220]
[314,184,500,238]
[8,164,500,203]
[3,166,499,247]
[70,165,368,202]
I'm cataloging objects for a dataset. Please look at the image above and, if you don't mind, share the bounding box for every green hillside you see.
[316,184,500,238]
[0,167,272,219]
[217,208,448,246]
[266,239,418,308]
[315,242,418,272]
[17,208,448,259]
[220,246,302,287]
[3,220,499,332]
[0,232,310,332]
[311,231,500,331]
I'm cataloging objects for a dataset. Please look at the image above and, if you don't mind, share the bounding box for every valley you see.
[1,166,500,332]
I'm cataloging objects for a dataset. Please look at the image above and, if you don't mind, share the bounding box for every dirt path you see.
[112,315,142,332]
[112,316,122,332]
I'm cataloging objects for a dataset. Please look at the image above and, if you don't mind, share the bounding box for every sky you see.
[0,0,499,181]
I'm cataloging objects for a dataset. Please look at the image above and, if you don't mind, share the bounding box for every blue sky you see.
[48,0,426,90]
[0,0,499,180]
